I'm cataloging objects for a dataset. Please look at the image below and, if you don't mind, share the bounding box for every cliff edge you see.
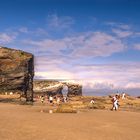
[0,47,34,101]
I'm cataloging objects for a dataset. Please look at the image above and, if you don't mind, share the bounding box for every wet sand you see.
[0,103,140,140]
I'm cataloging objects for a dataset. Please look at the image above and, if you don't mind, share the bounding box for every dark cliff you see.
[0,47,34,101]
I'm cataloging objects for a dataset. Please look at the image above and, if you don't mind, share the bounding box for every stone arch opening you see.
[61,84,68,97]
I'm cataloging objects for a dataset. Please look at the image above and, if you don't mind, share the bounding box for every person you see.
[111,95,119,111]
[49,95,53,104]
[113,97,119,110]
[90,99,95,104]
[63,96,67,103]
[10,92,13,95]
[56,97,60,105]
[111,95,115,110]
[40,95,45,103]
[122,92,126,99]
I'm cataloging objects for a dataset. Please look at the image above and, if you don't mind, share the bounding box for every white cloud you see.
[35,71,74,80]
[106,22,131,30]
[134,44,140,50]
[23,31,125,58]
[72,32,125,57]
[34,55,140,90]
[47,14,74,29]
[112,29,133,38]
[125,83,140,89]
[24,27,139,91]
[19,27,29,33]
[0,33,15,44]
[34,56,67,72]
[135,32,140,36]
[118,24,131,30]
[18,27,48,36]
[34,28,48,36]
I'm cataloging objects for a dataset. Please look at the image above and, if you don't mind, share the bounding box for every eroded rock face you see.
[33,80,63,96]
[66,83,82,96]
[0,47,34,101]
[33,80,82,96]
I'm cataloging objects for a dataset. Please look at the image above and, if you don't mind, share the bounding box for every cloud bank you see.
[1,15,140,95]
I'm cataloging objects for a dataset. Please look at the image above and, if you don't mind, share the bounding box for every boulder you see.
[0,47,34,101]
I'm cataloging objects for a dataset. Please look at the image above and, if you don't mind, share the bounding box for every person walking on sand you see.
[112,95,119,111]
[113,97,118,110]
[111,96,115,110]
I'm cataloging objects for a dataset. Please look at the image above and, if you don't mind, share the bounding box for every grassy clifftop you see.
[0,46,32,60]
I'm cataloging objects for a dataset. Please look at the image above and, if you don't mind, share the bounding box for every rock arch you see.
[62,82,82,96]
[33,80,82,97]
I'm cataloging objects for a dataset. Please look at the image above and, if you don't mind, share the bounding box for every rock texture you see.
[34,80,63,96]
[0,47,34,101]
[66,82,82,96]
[33,80,82,96]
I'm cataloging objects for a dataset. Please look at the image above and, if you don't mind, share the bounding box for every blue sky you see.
[0,0,140,95]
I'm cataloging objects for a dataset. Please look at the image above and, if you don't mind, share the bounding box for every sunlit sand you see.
[0,95,140,140]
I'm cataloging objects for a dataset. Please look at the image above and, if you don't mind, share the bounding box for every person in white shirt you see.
[49,95,53,104]
[63,96,67,103]
[111,95,119,111]
[122,92,126,99]
[113,98,118,110]
[90,99,95,104]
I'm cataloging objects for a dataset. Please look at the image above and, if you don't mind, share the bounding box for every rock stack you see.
[0,47,34,101]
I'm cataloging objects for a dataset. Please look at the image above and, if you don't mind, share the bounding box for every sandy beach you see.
[0,102,140,140]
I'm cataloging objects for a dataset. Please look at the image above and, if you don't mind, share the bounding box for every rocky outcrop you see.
[34,80,63,96]
[0,47,34,101]
[33,80,82,96]
[66,82,82,96]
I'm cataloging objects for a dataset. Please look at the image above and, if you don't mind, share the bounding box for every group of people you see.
[38,85,69,105]
[39,89,126,111]
[39,95,68,105]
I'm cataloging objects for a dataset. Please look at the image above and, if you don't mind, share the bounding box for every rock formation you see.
[65,82,82,96]
[33,80,82,96]
[0,47,34,101]
[34,80,63,96]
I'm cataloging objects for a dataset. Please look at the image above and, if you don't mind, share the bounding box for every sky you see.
[0,0,140,95]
